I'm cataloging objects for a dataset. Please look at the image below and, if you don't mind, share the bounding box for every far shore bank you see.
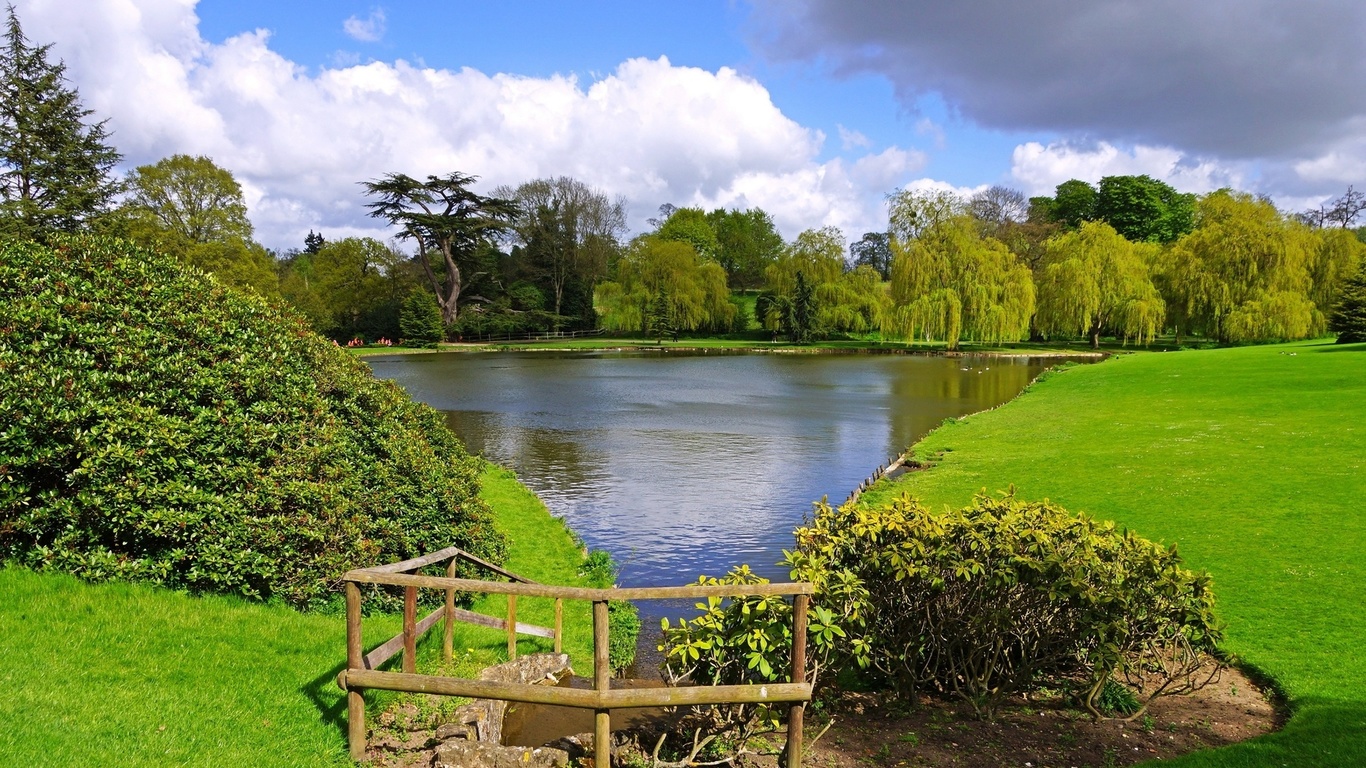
[350,337,1117,359]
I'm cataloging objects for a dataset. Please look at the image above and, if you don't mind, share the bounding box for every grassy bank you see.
[0,465,609,767]
[863,340,1366,766]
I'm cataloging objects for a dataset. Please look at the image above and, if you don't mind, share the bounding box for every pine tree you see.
[399,289,444,347]
[0,5,121,239]
[1329,263,1366,343]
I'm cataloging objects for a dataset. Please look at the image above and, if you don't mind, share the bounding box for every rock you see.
[433,741,569,768]
[434,722,474,741]
[479,653,574,686]
[543,733,593,762]
[450,653,573,745]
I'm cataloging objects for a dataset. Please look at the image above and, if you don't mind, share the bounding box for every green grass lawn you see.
[0,465,606,767]
[863,340,1366,766]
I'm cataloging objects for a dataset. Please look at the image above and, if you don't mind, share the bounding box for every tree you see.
[706,206,783,291]
[655,206,719,260]
[124,154,253,245]
[304,229,325,254]
[884,189,1035,349]
[759,226,885,337]
[1164,190,1321,343]
[1308,227,1366,317]
[121,154,276,297]
[497,176,626,329]
[399,289,444,347]
[1329,261,1366,343]
[361,172,516,326]
[594,236,734,333]
[969,185,1029,231]
[1052,179,1097,228]
[849,231,892,279]
[1301,186,1366,230]
[1034,222,1165,348]
[0,5,120,239]
[1094,174,1195,243]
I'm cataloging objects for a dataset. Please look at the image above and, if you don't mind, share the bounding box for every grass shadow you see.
[299,658,350,740]
[1311,341,1366,352]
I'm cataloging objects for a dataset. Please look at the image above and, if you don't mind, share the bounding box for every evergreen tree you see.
[1329,263,1366,343]
[0,6,120,239]
[399,289,444,347]
[304,230,325,254]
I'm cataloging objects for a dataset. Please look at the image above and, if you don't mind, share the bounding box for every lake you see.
[366,350,1057,600]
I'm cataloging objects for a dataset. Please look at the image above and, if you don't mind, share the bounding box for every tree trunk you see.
[415,242,461,326]
[1090,320,1102,349]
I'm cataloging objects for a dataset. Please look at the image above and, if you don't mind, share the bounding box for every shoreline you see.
[353,341,1112,360]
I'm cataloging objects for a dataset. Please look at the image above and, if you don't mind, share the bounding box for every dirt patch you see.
[793,666,1278,768]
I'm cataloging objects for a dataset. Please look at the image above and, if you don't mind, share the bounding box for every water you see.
[366,350,1056,604]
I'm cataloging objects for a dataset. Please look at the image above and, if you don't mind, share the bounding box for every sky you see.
[13,0,1366,251]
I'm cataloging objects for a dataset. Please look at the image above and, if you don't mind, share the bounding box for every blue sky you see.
[16,0,1365,249]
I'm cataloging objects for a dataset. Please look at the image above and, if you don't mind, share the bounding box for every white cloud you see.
[837,125,870,151]
[1009,141,1245,196]
[13,0,923,249]
[343,8,386,43]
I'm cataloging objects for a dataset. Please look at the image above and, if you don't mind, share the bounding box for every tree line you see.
[4,5,1365,348]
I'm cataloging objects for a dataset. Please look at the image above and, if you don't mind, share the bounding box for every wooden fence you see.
[336,546,814,767]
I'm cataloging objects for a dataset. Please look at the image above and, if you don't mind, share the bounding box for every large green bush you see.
[663,492,1221,721]
[0,236,506,608]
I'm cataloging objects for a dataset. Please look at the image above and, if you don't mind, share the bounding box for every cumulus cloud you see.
[13,0,923,249]
[343,8,386,43]
[1010,141,1247,196]
[749,0,1366,161]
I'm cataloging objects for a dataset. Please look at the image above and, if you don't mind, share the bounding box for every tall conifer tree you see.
[0,5,120,239]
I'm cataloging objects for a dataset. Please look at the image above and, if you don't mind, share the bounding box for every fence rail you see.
[457,328,606,343]
[337,546,813,767]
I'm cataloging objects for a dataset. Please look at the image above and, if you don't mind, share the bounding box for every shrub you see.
[399,289,444,347]
[663,492,1221,721]
[0,235,506,608]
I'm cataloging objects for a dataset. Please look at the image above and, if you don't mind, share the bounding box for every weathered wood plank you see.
[363,607,445,671]
[343,571,815,600]
[445,607,555,639]
[594,599,612,768]
[345,583,366,761]
[343,669,812,710]
[366,545,465,574]
[453,549,534,584]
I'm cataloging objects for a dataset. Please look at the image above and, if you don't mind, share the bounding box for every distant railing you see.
[336,546,814,767]
[456,328,606,343]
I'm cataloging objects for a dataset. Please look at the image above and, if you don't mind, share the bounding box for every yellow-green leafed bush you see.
[0,235,505,608]
[664,492,1221,721]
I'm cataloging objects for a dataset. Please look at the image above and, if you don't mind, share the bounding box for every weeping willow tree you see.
[1164,190,1322,343]
[1309,227,1366,318]
[594,236,734,333]
[1034,221,1165,348]
[884,189,1034,349]
[759,226,889,338]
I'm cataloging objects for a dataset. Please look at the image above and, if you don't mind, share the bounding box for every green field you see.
[0,465,605,767]
[864,340,1366,766]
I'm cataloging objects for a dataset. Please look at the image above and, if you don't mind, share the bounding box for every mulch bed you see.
[796,665,1279,768]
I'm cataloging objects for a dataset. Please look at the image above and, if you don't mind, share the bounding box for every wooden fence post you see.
[346,582,366,761]
[553,597,563,654]
[593,599,611,768]
[403,585,417,674]
[506,594,518,661]
[443,559,456,665]
[786,594,809,768]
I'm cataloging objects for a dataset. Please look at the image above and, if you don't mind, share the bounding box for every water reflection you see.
[367,351,1055,602]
